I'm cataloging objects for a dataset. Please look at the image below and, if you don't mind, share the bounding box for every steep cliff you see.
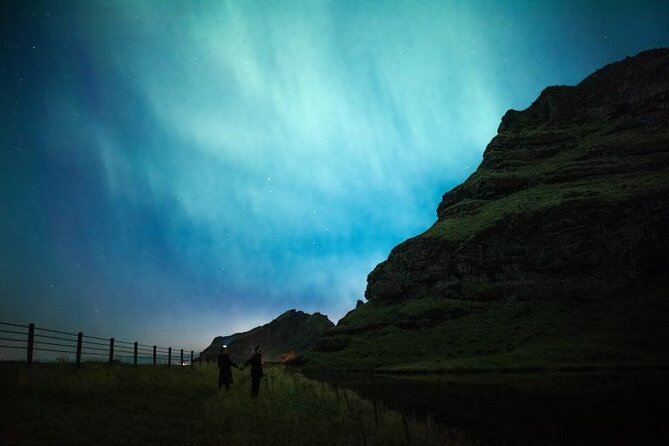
[202,309,333,362]
[310,49,669,371]
[367,48,669,304]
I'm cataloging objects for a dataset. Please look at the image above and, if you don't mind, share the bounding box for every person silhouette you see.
[217,346,239,391]
[244,345,263,398]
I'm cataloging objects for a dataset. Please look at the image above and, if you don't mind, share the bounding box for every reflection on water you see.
[304,370,669,445]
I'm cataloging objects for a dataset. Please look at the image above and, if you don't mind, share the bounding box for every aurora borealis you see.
[2,0,668,351]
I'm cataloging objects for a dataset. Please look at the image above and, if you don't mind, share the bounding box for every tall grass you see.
[0,362,475,445]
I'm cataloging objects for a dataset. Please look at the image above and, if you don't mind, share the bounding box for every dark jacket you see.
[217,353,238,380]
[244,352,263,379]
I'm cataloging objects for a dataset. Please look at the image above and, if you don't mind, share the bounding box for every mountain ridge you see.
[307,48,669,371]
[365,47,669,304]
[202,309,333,362]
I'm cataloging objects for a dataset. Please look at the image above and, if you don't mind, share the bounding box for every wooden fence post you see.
[153,345,157,366]
[133,342,138,366]
[168,347,172,367]
[108,337,114,366]
[27,323,35,368]
[180,349,183,366]
[190,350,194,367]
[76,332,83,368]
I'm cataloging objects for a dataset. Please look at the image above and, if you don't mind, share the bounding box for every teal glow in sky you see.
[2,0,668,351]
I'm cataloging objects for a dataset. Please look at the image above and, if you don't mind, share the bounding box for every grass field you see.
[306,285,669,373]
[0,362,475,446]
[3,360,668,445]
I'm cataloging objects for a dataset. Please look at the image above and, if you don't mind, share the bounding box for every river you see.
[304,369,669,445]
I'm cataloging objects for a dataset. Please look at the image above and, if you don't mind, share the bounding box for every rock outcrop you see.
[202,309,333,362]
[308,49,669,371]
[366,48,669,304]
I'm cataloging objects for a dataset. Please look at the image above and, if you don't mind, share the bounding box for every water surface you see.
[305,370,669,445]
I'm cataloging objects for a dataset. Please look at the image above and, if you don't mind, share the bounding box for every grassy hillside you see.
[365,49,669,305]
[306,284,669,372]
[313,50,669,373]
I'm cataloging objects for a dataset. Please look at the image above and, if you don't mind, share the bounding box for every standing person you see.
[244,345,263,398]
[217,346,239,391]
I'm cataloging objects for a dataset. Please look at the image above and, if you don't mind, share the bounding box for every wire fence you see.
[0,321,202,368]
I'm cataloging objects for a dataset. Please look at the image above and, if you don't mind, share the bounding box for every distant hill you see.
[308,48,669,371]
[201,310,333,362]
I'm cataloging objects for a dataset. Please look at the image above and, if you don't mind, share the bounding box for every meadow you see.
[0,362,475,446]
[307,284,669,372]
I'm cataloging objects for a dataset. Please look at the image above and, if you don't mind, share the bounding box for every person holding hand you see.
[244,345,263,398]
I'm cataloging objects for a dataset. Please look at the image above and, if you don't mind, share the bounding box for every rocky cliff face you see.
[308,49,669,371]
[366,48,669,304]
[202,309,334,361]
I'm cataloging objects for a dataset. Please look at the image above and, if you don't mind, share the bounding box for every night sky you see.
[2,1,668,351]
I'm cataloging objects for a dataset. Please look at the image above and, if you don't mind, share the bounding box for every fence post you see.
[76,332,83,368]
[180,349,183,366]
[27,323,35,368]
[152,345,156,366]
[109,337,115,366]
[199,352,202,366]
[191,350,194,367]
[133,342,138,366]
[168,347,172,367]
